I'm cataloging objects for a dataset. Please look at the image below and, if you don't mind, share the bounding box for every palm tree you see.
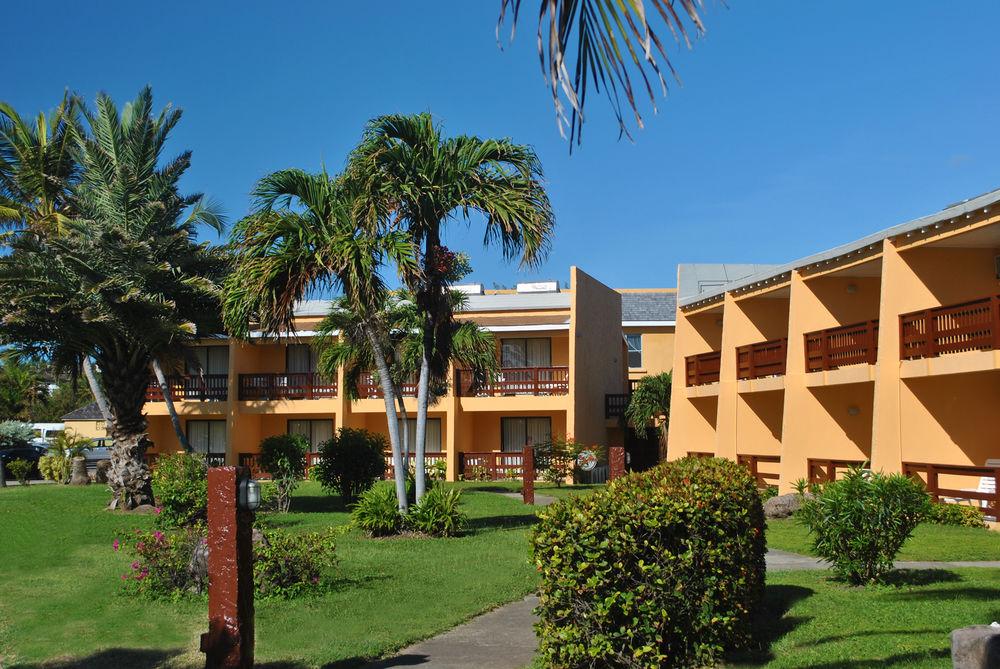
[222,168,419,511]
[351,113,554,502]
[624,371,672,458]
[497,0,706,145]
[0,87,228,509]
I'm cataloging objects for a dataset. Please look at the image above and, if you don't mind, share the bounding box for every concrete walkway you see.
[766,549,1000,571]
[499,491,556,506]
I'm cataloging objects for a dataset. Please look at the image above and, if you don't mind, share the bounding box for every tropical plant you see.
[258,433,308,512]
[625,371,671,456]
[927,502,987,529]
[0,88,228,509]
[7,458,33,485]
[351,483,404,537]
[151,452,208,528]
[407,485,466,537]
[0,420,33,449]
[313,427,386,503]
[350,112,554,502]
[497,1,707,145]
[0,356,46,420]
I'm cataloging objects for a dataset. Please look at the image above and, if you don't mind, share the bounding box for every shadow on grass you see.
[10,648,183,668]
[258,655,430,669]
[288,495,349,514]
[466,513,539,533]
[460,484,520,494]
[727,584,814,665]
[782,648,951,668]
[882,569,962,587]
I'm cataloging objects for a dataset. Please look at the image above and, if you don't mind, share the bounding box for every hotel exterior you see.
[668,188,1000,517]
[77,267,676,480]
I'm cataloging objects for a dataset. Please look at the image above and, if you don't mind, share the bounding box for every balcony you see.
[685,351,721,386]
[605,393,629,418]
[460,451,524,480]
[357,372,417,399]
[455,367,569,397]
[736,339,787,380]
[904,461,999,520]
[901,296,1000,360]
[805,320,879,372]
[146,375,228,402]
[238,372,337,401]
[737,453,781,488]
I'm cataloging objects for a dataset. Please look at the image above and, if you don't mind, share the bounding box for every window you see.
[626,334,643,369]
[286,344,317,373]
[187,346,228,375]
[501,338,551,368]
[288,419,333,452]
[187,420,227,454]
[397,418,442,452]
[500,417,551,453]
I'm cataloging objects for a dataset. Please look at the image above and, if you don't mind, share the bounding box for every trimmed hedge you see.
[531,456,766,668]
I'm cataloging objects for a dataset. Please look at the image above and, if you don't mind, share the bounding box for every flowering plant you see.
[114,527,207,599]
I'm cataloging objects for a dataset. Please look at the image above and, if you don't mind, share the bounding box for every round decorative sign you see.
[576,450,598,472]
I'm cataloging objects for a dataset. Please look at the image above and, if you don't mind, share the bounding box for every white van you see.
[30,423,65,447]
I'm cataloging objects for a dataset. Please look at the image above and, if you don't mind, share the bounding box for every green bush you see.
[7,457,34,485]
[254,528,338,599]
[797,468,931,585]
[532,456,766,668]
[926,502,987,529]
[259,434,308,512]
[0,421,33,449]
[314,428,386,503]
[351,484,402,537]
[116,527,207,599]
[408,485,466,537]
[760,485,779,502]
[39,433,94,483]
[151,452,208,528]
[38,454,66,482]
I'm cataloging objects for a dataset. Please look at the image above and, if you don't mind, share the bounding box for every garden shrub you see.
[797,468,931,585]
[760,485,779,502]
[39,433,94,483]
[0,420,33,449]
[926,502,986,529]
[151,452,208,528]
[38,454,65,482]
[408,485,466,537]
[7,457,34,485]
[259,434,308,512]
[532,456,766,668]
[351,483,402,537]
[313,428,386,502]
[254,528,338,598]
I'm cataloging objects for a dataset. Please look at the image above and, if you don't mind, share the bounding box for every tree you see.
[222,168,419,511]
[0,87,228,509]
[350,113,554,502]
[497,1,707,145]
[0,356,45,421]
[625,371,672,457]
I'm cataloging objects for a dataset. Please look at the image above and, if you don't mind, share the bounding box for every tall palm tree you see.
[222,168,419,511]
[351,113,554,501]
[0,87,228,509]
[497,0,707,145]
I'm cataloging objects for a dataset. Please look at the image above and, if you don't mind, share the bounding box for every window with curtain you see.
[286,344,317,373]
[397,418,442,452]
[187,420,227,454]
[187,346,229,375]
[500,338,552,368]
[626,334,643,369]
[287,419,333,452]
[500,417,552,452]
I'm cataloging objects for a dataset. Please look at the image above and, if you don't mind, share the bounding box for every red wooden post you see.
[609,446,626,481]
[201,467,255,669]
[522,447,535,505]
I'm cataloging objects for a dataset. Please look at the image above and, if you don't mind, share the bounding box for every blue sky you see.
[8,2,1000,289]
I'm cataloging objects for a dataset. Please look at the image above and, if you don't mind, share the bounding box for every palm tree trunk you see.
[365,325,408,512]
[413,352,430,502]
[98,352,155,510]
[82,356,113,433]
[395,388,409,471]
[151,358,190,452]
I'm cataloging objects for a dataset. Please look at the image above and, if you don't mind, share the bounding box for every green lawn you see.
[767,517,1000,562]
[451,480,604,501]
[0,481,539,668]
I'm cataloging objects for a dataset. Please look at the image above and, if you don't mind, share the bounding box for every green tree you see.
[0,356,46,421]
[0,87,228,509]
[625,371,672,457]
[350,113,554,501]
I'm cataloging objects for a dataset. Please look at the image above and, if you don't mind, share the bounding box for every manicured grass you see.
[451,480,604,501]
[767,517,1000,562]
[0,481,539,668]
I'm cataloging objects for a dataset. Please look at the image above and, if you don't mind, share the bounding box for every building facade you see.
[668,188,1000,517]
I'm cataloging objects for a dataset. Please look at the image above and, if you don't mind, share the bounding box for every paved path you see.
[766,549,1000,571]
[499,492,556,506]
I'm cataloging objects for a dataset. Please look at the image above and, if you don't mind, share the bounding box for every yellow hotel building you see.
[668,187,1000,516]
[74,267,676,480]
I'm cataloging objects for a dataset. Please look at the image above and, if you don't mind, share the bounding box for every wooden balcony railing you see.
[904,461,1000,520]
[240,451,324,479]
[238,372,337,401]
[605,393,629,418]
[900,296,1000,360]
[456,367,569,397]
[805,321,879,372]
[685,351,721,386]
[460,451,524,480]
[737,454,781,488]
[384,452,447,479]
[736,339,787,380]
[356,372,417,399]
[145,375,228,402]
[808,458,867,484]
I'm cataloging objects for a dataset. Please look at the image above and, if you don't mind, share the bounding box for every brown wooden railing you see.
[903,462,1000,519]
[805,321,879,372]
[456,367,569,396]
[685,351,721,386]
[900,296,1000,360]
[736,339,787,380]
[808,458,866,484]
[146,375,228,402]
[384,452,447,479]
[356,372,418,399]
[460,451,524,480]
[238,372,336,401]
[238,452,268,479]
[605,393,629,418]
[738,454,781,487]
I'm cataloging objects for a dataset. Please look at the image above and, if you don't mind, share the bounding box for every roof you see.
[678,265,779,303]
[292,291,571,316]
[678,186,1000,309]
[620,291,677,324]
[61,402,103,421]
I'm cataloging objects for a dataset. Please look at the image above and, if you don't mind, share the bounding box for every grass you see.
[767,517,1000,562]
[0,481,540,668]
[451,479,604,501]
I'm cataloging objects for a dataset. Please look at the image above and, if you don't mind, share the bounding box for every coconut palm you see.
[624,371,672,456]
[0,87,228,508]
[351,113,554,501]
[497,0,706,145]
[222,168,419,510]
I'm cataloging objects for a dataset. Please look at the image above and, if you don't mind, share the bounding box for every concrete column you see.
[871,239,906,474]
[777,271,812,492]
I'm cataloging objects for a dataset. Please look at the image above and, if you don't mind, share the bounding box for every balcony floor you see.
[737,376,785,394]
[805,364,876,388]
[900,349,1000,379]
[685,382,720,398]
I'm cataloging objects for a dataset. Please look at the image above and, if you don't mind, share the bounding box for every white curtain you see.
[501,339,551,368]
[188,420,226,454]
[286,344,314,373]
[187,346,228,375]
[399,418,442,452]
[526,339,551,367]
[501,417,552,452]
[288,419,333,452]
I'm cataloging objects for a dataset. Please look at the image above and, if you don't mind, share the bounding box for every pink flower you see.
[112,539,120,552]
[153,531,164,542]
[154,507,162,514]
[136,570,148,581]
[136,542,145,551]
[121,574,128,581]
[131,561,140,570]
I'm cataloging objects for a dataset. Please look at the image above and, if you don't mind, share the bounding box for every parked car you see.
[84,438,111,476]
[1,443,47,479]
[30,422,65,448]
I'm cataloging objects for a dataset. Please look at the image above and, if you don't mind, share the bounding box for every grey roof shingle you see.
[621,292,676,323]
[61,402,103,421]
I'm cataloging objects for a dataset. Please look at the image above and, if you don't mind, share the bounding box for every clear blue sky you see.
[8,2,1000,288]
